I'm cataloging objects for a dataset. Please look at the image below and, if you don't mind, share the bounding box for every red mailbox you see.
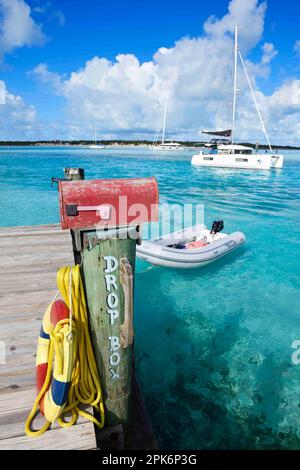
[58,177,159,230]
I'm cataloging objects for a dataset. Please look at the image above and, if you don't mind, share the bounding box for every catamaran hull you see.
[137,231,246,269]
[191,152,283,170]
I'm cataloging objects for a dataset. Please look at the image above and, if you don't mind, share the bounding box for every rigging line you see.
[152,123,160,145]
[152,107,163,145]
[231,26,238,144]
[153,95,166,145]
[238,49,273,153]
[162,92,169,144]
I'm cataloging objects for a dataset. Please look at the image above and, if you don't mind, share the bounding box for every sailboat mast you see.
[94,125,97,144]
[162,92,168,145]
[231,26,238,144]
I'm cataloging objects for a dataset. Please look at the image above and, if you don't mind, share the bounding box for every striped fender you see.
[36,300,73,422]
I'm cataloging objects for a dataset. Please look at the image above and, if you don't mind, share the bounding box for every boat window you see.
[203,156,214,160]
[235,150,252,154]
[235,157,248,162]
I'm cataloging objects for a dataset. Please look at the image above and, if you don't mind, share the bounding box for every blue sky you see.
[0,0,300,143]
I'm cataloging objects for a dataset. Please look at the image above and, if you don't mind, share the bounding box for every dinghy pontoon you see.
[137,221,245,269]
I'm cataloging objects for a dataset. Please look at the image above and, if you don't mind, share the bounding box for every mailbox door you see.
[59,177,159,230]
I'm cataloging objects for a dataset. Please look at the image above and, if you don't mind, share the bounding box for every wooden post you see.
[62,168,85,264]
[57,177,159,445]
[82,226,137,431]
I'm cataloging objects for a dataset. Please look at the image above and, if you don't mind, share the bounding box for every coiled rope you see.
[25,265,105,437]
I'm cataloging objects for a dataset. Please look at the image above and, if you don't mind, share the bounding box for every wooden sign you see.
[82,226,136,428]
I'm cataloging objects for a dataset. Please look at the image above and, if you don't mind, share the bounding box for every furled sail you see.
[202,129,232,137]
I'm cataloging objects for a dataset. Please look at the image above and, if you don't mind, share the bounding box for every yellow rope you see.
[25,265,105,437]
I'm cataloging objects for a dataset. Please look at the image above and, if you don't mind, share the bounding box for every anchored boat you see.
[191,144,283,170]
[191,27,283,170]
[137,221,245,269]
[89,125,105,149]
[151,92,182,151]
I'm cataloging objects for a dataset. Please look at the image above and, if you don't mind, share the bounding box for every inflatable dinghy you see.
[137,221,245,269]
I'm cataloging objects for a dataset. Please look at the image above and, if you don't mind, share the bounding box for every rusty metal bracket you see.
[51,176,67,189]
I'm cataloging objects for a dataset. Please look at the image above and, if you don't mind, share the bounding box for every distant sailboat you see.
[89,125,105,149]
[192,26,283,170]
[152,93,182,150]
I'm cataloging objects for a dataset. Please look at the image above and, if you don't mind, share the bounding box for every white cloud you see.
[53,9,65,26]
[203,0,266,53]
[0,81,6,104]
[30,62,62,92]
[294,40,300,57]
[261,42,278,65]
[0,0,46,57]
[32,1,65,26]
[27,0,300,144]
[0,79,39,139]
[0,1,48,139]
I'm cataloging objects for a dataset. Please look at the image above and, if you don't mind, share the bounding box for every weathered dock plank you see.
[0,224,97,450]
[0,421,97,450]
[0,224,64,235]
[0,389,95,442]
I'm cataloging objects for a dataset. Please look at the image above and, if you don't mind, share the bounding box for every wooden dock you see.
[0,224,99,449]
[0,224,157,450]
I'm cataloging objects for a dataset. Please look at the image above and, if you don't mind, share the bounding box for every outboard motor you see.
[210,220,224,234]
[51,168,85,188]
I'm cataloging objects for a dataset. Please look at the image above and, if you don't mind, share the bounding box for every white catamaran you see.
[191,27,283,170]
[152,93,182,150]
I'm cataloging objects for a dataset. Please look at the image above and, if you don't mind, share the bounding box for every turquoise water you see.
[1,146,300,449]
